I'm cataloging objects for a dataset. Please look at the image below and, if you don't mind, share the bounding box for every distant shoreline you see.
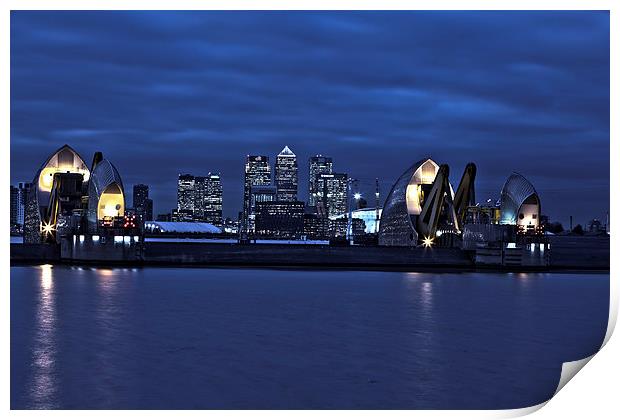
[10,235,609,272]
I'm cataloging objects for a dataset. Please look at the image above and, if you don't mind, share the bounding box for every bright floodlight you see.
[354,193,362,200]
[422,236,434,248]
[40,222,55,237]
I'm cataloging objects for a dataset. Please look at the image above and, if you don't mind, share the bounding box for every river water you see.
[10,265,608,409]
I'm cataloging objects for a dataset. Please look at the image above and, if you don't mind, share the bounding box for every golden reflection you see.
[40,264,53,290]
[32,263,57,407]
[517,272,531,283]
[97,268,121,298]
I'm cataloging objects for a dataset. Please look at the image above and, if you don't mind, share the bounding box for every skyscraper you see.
[195,173,223,227]
[193,176,206,220]
[275,145,298,201]
[133,184,153,222]
[177,174,195,216]
[174,173,223,226]
[15,182,32,227]
[308,155,333,206]
[316,172,348,218]
[10,185,18,228]
[243,155,271,232]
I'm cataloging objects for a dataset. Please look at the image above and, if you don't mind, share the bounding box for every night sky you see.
[10,11,609,226]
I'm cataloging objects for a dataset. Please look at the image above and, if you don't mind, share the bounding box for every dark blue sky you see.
[10,11,609,226]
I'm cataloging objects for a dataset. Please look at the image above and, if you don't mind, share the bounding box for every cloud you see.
[10,11,609,225]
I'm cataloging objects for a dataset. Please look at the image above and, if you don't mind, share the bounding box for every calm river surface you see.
[11,265,608,409]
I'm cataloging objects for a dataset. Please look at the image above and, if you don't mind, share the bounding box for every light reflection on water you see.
[403,272,434,312]
[31,264,57,409]
[12,267,608,410]
[94,268,123,405]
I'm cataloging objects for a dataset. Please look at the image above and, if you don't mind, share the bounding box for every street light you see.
[354,192,362,201]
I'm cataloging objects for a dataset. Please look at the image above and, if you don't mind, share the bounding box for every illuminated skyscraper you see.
[195,173,223,227]
[11,181,33,230]
[308,155,333,206]
[10,185,18,228]
[316,172,348,218]
[243,155,271,232]
[275,146,298,201]
[174,173,223,226]
[177,174,195,215]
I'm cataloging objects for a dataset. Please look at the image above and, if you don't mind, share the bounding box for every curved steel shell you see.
[87,159,125,230]
[499,172,539,225]
[378,158,438,246]
[24,144,90,243]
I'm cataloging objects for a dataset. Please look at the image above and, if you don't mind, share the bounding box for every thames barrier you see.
[10,144,609,270]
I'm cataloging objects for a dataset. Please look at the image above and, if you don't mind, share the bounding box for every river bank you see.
[10,235,609,271]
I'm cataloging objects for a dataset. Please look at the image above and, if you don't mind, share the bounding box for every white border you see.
[3,1,616,418]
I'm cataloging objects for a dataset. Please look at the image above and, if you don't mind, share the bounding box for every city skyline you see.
[10,11,610,226]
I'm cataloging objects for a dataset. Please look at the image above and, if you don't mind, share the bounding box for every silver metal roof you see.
[499,172,539,225]
[378,158,431,246]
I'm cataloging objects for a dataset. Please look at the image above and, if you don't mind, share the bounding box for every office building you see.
[248,185,277,233]
[275,146,298,201]
[12,181,33,234]
[194,174,223,227]
[329,217,366,239]
[10,185,18,228]
[308,155,333,206]
[177,174,195,215]
[133,184,153,222]
[174,173,223,226]
[315,172,348,218]
[303,213,330,240]
[243,155,271,232]
[255,201,305,238]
